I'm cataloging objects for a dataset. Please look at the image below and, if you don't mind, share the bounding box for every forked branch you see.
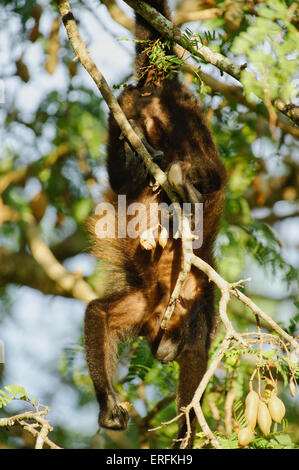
[0,405,61,449]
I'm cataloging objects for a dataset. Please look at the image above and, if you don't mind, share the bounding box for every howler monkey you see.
[84,0,226,448]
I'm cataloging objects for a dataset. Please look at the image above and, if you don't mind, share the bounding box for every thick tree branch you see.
[0,248,69,296]
[123,0,243,80]
[98,1,299,138]
[0,229,89,297]
[122,0,299,127]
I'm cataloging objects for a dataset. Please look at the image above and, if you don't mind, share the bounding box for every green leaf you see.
[72,198,92,223]
[270,433,293,448]
[4,385,27,400]
[0,390,12,408]
[268,0,288,18]
[127,338,154,382]
[259,6,277,19]
[218,434,239,449]
[0,385,28,408]
[262,350,276,359]
[5,187,28,210]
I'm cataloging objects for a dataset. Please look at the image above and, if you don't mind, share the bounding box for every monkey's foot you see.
[99,403,129,431]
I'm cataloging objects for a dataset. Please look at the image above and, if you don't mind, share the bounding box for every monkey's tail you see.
[134,0,173,84]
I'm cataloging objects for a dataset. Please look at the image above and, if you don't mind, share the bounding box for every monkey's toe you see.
[99,404,129,431]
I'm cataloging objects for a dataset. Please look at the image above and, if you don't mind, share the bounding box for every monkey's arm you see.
[107,118,164,196]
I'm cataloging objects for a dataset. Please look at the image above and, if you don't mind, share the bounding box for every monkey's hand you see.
[167,162,203,204]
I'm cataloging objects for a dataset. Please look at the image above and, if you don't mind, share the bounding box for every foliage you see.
[0,0,298,450]
[0,385,28,408]
[231,0,299,103]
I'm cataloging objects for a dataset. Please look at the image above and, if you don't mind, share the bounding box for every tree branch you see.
[0,248,70,296]
[273,99,299,126]
[97,0,299,138]
[122,0,243,80]
[180,59,299,140]
[0,407,61,449]
[100,0,134,32]
[25,217,97,303]
[175,8,225,26]
[0,143,70,195]
[122,0,299,127]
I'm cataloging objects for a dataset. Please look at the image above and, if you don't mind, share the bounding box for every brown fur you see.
[84,0,226,448]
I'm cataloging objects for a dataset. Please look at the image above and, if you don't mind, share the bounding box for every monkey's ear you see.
[145,116,166,148]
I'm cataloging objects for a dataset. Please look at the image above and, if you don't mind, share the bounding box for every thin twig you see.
[0,410,61,449]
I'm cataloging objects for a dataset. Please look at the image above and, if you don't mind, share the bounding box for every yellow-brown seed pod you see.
[30,190,48,221]
[244,390,259,430]
[267,395,285,424]
[257,401,272,436]
[140,229,156,250]
[45,18,60,75]
[238,427,254,447]
[289,379,296,397]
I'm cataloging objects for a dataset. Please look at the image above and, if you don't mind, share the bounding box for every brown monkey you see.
[84,0,226,448]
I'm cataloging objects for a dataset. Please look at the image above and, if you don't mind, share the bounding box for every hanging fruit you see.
[238,426,254,447]
[244,390,259,430]
[257,401,272,436]
[267,395,285,424]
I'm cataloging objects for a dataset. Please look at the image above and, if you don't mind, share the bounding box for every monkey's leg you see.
[85,291,147,431]
[173,347,208,449]
[84,299,129,431]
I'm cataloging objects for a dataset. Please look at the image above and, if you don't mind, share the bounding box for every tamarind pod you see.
[238,427,254,447]
[245,390,259,429]
[268,395,285,424]
[289,379,296,397]
[257,401,272,436]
